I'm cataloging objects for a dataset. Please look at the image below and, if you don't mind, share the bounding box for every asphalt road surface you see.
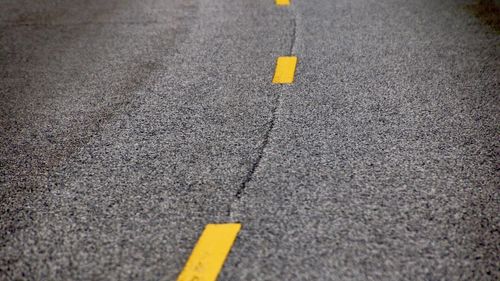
[1,0,499,280]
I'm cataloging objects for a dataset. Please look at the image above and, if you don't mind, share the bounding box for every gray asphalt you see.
[1,0,499,280]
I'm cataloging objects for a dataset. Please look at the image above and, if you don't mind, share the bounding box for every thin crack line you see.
[289,16,297,55]
[234,93,281,200]
[228,8,298,218]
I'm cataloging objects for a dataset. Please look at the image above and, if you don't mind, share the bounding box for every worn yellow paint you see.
[272,56,297,84]
[276,0,290,6]
[177,224,241,281]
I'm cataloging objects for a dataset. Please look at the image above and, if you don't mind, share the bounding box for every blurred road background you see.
[1,0,499,280]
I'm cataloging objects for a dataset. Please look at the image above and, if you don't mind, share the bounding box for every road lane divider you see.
[275,0,290,6]
[272,56,298,84]
[177,223,241,281]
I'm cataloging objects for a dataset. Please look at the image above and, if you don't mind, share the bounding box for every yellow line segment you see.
[276,0,290,6]
[177,223,241,281]
[272,56,298,84]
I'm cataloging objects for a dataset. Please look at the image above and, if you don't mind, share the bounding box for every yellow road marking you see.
[177,223,241,281]
[272,56,298,84]
[276,0,290,6]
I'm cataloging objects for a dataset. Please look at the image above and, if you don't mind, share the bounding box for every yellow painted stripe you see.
[276,0,290,6]
[272,56,297,84]
[177,223,241,281]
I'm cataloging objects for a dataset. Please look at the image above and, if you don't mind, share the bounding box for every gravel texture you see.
[1,0,499,280]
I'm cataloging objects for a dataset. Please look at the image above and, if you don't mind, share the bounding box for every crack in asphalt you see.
[289,16,297,54]
[229,10,297,217]
[234,92,280,200]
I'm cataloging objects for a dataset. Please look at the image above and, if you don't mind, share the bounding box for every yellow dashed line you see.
[275,0,290,6]
[177,223,241,281]
[272,56,297,84]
